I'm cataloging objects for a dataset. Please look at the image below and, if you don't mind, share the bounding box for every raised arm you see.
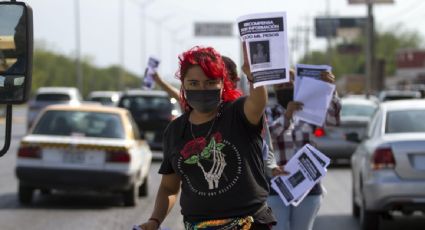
[241,42,268,125]
[152,72,180,100]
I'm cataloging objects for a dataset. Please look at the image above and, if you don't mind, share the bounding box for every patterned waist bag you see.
[184,216,254,230]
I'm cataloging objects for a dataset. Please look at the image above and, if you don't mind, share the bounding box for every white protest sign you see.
[237,12,290,88]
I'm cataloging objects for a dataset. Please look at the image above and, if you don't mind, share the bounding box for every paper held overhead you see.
[143,56,160,90]
[237,12,290,88]
[293,64,335,127]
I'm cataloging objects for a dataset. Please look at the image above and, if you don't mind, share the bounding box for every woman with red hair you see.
[137,46,276,230]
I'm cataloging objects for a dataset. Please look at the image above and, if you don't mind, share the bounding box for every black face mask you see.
[275,89,293,109]
[185,89,221,113]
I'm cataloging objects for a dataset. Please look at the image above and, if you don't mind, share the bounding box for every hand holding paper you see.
[293,64,335,127]
[237,12,290,88]
[143,56,160,89]
[270,144,330,206]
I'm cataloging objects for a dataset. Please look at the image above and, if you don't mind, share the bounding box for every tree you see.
[32,48,141,98]
[298,25,423,78]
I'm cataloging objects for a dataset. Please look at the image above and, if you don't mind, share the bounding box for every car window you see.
[367,109,380,138]
[90,97,113,105]
[385,110,425,133]
[372,111,383,138]
[120,96,171,111]
[341,104,377,118]
[36,93,70,101]
[32,110,125,138]
[383,95,417,101]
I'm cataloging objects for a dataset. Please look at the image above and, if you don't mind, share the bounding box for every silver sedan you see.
[313,97,377,163]
[350,99,425,230]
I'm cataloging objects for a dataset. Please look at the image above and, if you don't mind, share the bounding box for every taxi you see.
[16,104,152,206]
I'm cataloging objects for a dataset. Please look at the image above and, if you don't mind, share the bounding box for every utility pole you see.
[138,0,155,77]
[365,1,374,95]
[291,26,301,66]
[119,0,125,90]
[325,0,332,65]
[303,15,311,63]
[74,0,83,93]
[292,23,310,64]
[149,13,175,63]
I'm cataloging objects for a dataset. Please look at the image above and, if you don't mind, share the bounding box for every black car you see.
[118,90,181,150]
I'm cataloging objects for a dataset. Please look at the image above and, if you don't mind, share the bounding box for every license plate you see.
[63,150,85,164]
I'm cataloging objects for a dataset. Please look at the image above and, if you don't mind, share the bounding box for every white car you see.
[16,104,152,206]
[313,97,378,163]
[27,87,82,129]
[350,100,425,229]
[88,91,121,106]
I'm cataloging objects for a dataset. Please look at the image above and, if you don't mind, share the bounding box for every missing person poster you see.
[237,12,290,88]
[270,144,330,206]
[143,56,160,89]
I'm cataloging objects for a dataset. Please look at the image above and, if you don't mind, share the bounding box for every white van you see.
[87,91,121,106]
[27,87,82,129]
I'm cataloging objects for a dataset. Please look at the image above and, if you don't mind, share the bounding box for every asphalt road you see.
[0,106,423,230]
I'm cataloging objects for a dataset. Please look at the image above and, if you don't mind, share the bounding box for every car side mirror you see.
[346,132,361,143]
[0,1,33,158]
[0,2,33,104]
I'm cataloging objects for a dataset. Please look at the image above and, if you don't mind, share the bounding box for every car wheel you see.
[122,184,138,207]
[360,204,380,230]
[18,184,34,205]
[138,177,148,197]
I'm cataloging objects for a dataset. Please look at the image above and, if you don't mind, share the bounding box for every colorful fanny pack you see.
[184,216,254,230]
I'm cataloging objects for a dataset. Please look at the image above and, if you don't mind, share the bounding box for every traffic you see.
[1,1,425,230]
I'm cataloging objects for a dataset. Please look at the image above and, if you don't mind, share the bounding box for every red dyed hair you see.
[176,46,242,112]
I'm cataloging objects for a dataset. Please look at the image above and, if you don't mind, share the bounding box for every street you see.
[0,106,424,230]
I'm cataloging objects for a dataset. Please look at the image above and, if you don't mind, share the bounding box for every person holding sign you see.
[136,46,276,230]
[266,69,341,230]
[151,55,240,101]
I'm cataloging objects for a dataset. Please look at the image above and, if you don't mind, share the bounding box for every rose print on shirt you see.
[180,137,207,160]
[180,132,226,189]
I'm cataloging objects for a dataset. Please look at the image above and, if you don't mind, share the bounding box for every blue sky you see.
[22,0,425,83]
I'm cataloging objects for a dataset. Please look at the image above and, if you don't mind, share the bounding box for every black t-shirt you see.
[159,97,272,222]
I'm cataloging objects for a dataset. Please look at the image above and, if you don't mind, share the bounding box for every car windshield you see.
[90,97,113,105]
[32,110,125,138]
[120,96,171,111]
[36,93,70,101]
[386,110,425,133]
[341,104,376,118]
[383,95,417,101]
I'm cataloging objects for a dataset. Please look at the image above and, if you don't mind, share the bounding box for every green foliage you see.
[298,25,423,78]
[32,48,141,98]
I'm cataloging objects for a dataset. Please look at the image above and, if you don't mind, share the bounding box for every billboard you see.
[194,22,233,37]
[315,17,366,38]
